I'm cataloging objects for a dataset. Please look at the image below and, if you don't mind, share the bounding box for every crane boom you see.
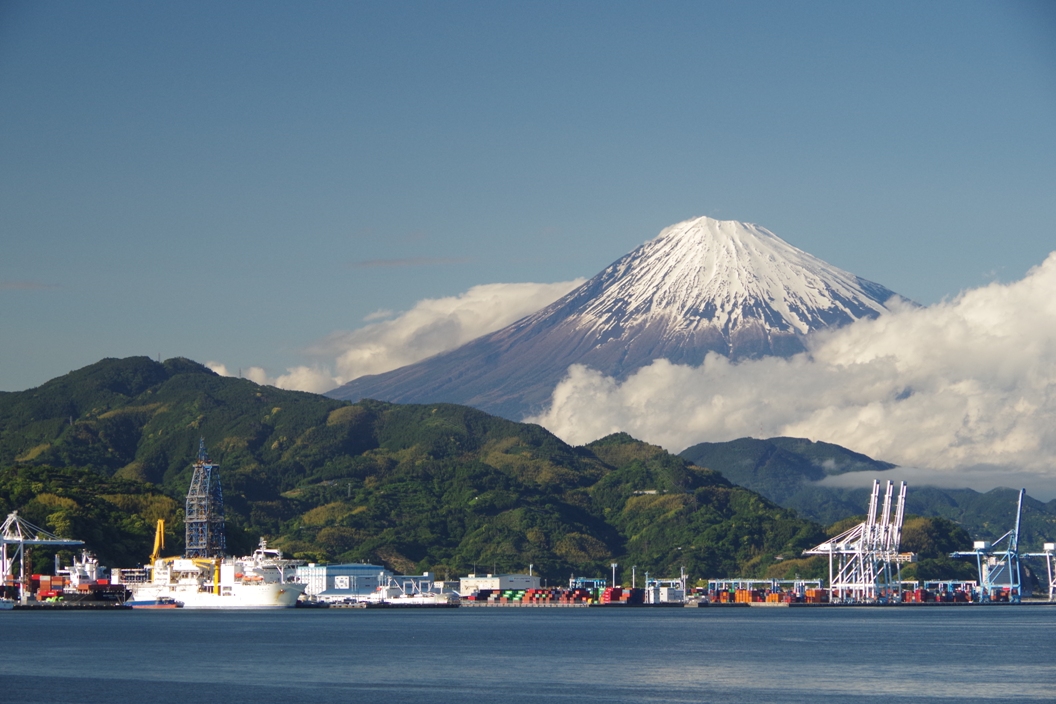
[150,519,165,562]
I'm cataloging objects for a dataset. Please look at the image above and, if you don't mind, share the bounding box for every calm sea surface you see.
[1,606,1052,703]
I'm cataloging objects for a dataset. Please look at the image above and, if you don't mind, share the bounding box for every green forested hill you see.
[680,437,1056,550]
[0,357,822,582]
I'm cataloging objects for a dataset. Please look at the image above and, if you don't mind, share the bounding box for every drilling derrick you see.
[184,438,226,558]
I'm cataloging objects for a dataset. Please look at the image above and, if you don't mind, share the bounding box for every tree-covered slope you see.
[679,436,894,509]
[0,357,822,581]
[679,437,1056,550]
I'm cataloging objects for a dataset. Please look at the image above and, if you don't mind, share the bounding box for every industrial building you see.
[295,563,441,602]
[296,563,393,600]
[459,573,540,596]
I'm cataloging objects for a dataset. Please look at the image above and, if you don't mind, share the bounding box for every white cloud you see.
[208,362,339,395]
[317,280,584,384]
[240,366,268,385]
[528,252,1056,496]
[205,361,230,377]
[273,366,338,394]
[815,465,1055,496]
[363,309,395,322]
[212,279,583,395]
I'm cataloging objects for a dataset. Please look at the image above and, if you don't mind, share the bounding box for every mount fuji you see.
[327,216,910,419]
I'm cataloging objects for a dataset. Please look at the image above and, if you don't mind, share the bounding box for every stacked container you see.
[803,588,828,604]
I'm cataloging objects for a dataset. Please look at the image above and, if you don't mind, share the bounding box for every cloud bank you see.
[210,279,583,394]
[1,280,57,290]
[351,256,471,268]
[528,252,1056,494]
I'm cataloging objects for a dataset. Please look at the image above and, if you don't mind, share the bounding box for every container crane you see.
[951,488,1024,603]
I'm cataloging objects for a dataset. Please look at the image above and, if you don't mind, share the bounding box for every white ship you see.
[113,443,306,609]
[115,540,306,609]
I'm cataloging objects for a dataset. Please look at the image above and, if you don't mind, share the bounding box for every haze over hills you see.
[679,437,1056,548]
[328,216,909,419]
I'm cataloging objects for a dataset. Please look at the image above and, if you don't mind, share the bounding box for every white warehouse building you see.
[296,563,394,600]
[459,573,540,596]
[296,563,442,602]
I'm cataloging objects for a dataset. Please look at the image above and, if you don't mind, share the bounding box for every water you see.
[1,607,1053,703]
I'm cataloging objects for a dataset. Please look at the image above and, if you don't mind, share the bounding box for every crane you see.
[150,519,165,563]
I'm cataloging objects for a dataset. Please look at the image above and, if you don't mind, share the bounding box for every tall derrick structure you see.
[803,480,910,603]
[184,438,226,558]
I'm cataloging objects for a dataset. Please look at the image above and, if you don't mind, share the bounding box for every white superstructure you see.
[115,540,305,609]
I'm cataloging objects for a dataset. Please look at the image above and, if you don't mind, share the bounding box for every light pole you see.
[611,562,618,587]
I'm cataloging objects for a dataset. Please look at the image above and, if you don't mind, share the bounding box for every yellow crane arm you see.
[150,519,165,562]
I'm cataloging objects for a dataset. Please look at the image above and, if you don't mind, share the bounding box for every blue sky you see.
[2,0,1054,392]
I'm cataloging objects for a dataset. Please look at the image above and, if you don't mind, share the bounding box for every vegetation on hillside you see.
[0,357,823,582]
[9,356,1027,587]
[680,437,1056,550]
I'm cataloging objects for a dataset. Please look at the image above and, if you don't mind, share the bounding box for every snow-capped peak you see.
[562,216,899,340]
[328,214,909,418]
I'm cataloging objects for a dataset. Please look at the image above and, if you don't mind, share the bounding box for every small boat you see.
[0,597,15,610]
[126,596,183,609]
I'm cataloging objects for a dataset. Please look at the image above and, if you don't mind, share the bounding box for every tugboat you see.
[126,596,182,609]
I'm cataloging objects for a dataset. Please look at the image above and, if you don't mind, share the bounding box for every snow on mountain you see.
[542,216,899,352]
[327,216,908,418]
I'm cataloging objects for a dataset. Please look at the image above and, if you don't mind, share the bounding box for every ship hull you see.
[128,581,305,609]
[127,597,182,609]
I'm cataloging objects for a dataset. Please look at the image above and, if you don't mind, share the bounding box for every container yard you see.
[4,463,1056,610]
[464,587,593,606]
[463,585,656,607]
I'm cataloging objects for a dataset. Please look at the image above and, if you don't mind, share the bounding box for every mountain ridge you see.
[329,216,909,418]
[0,356,823,580]
[678,437,1056,548]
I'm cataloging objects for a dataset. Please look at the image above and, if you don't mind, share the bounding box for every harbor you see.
[4,445,1055,612]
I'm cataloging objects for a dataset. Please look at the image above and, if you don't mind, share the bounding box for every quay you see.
[13,602,130,610]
